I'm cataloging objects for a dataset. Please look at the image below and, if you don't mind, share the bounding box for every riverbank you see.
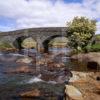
[71,52,100,67]
[65,52,100,99]
[65,71,100,100]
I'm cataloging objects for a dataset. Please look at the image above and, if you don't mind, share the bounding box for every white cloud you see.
[0,0,100,34]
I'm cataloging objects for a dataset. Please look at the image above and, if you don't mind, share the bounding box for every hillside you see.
[95,34,100,43]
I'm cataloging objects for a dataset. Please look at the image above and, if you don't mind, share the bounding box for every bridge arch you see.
[13,36,37,50]
[42,35,68,52]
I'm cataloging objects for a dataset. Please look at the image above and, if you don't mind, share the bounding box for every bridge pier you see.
[36,37,44,53]
[36,43,44,53]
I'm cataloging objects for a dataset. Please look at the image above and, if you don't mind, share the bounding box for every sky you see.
[0,0,100,34]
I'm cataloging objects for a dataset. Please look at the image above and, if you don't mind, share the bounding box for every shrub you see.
[66,16,96,51]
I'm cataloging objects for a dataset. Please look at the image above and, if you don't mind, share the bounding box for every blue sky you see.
[64,0,82,3]
[0,0,100,34]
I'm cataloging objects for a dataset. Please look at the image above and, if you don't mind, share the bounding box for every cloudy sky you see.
[0,0,100,34]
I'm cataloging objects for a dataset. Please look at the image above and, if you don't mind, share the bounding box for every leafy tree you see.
[66,16,96,51]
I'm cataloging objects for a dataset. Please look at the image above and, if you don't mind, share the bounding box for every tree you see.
[66,16,96,51]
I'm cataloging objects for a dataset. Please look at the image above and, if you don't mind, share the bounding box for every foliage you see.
[66,16,96,51]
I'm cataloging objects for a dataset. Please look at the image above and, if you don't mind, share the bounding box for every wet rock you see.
[20,89,41,97]
[16,57,33,64]
[57,68,73,84]
[47,62,65,70]
[56,62,65,68]
[36,58,46,65]
[4,66,34,74]
[52,63,64,68]
[65,85,83,100]
[69,71,87,83]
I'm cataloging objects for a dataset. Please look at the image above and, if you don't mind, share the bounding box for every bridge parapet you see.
[0,27,67,36]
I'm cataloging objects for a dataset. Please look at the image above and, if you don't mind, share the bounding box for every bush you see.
[66,16,96,50]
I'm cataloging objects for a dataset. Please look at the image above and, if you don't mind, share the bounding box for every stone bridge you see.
[0,27,67,52]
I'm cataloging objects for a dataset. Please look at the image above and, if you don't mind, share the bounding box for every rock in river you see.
[65,85,83,100]
[69,71,87,83]
[16,57,33,64]
[20,89,41,97]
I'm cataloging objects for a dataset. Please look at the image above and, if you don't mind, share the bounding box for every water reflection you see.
[49,47,71,55]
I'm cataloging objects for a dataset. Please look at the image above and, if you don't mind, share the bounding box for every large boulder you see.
[16,57,33,64]
[36,58,46,66]
[71,52,100,69]
[69,71,88,83]
[65,85,83,100]
[19,89,41,97]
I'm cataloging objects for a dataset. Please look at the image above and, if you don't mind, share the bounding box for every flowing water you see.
[0,48,87,100]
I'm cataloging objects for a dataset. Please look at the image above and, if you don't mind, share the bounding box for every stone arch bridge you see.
[0,27,68,52]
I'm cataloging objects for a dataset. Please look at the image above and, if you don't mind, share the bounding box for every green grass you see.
[95,34,100,39]
[95,34,100,43]
[0,42,14,49]
[86,43,100,52]
[90,43,100,52]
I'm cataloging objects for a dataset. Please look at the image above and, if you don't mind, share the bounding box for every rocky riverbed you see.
[65,71,100,100]
[0,50,99,100]
[66,52,100,100]
[11,71,99,100]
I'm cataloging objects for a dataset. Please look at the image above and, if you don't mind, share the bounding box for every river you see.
[0,47,87,100]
